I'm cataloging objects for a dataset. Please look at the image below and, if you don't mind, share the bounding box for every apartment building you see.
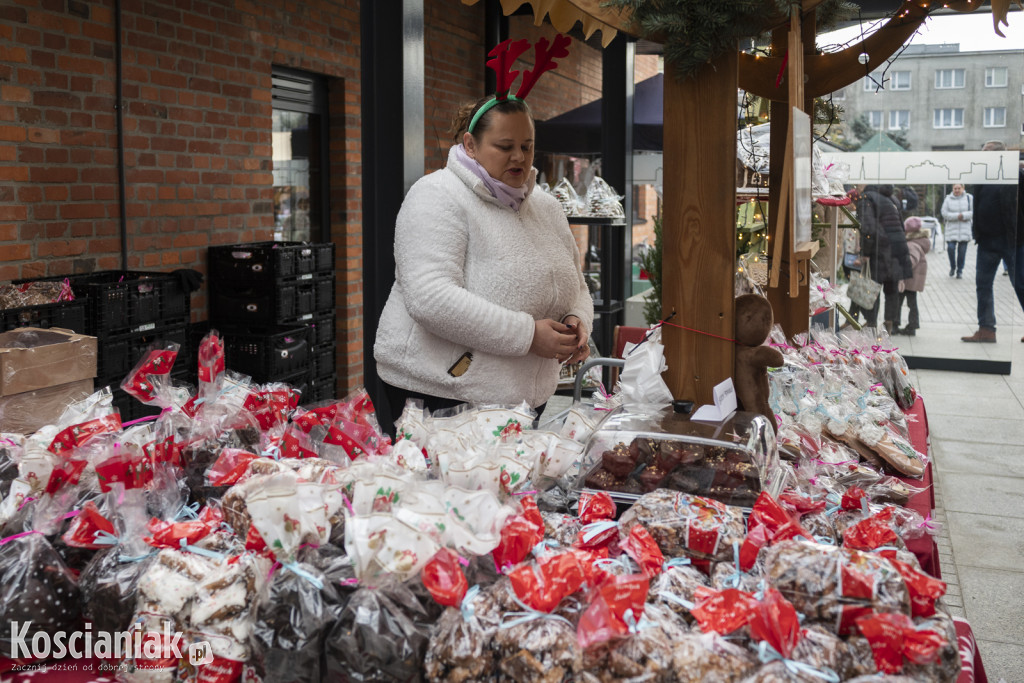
[833,43,1024,151]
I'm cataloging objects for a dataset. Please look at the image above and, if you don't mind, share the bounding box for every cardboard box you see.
[0,378,95,434]
[0,327,97,396]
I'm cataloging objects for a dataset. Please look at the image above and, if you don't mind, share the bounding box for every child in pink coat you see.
[895,216,932,336]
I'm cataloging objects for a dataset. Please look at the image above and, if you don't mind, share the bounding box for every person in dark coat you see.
[855,184,913,332]
[962,141,1020,343]
[898,185,919,213]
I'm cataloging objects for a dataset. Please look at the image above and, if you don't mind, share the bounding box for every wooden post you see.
[661,51,738,406]
[765,13,812,338]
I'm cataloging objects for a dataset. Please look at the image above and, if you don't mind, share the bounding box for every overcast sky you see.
[818,9,1024,53]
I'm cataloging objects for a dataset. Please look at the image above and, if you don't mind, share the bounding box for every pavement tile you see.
[939,473,1024,519]
[945,511,1024,572]
[929,415,1024,447]
[1005,378,1024,401]
[920,391,1024,420]
[931,440,1024,478]
[916,373,1016,401]
[958,566,1024,645]
[974,639,1024,683]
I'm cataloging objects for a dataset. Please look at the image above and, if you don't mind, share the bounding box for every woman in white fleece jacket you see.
[940,183,973,279]
[374,97,594,414]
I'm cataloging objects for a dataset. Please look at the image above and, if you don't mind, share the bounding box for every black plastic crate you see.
[304,374,336,405]
[95,323,189,387]
[0,298,89,334]
[109,373,191,423]
[313,275,334,313]
[272,369,309,392]
[210,278,320,327]
[313,243,335,273]
[208,241,335,288]
[110,386,152,423]
[307,314,335,347]
[310,343,335,379]
[222,326,309,382]
[17,271,190,336]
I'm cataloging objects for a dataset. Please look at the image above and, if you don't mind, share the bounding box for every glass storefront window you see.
[271,67,327,243]
[272,109,322,242]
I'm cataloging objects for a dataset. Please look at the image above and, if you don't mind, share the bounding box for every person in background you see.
[898,185,919,213]
[940,183,972,279]
[855,184,912,333]
[894,216,931,336]
[374,35,593,418]
[962,141,1019,343]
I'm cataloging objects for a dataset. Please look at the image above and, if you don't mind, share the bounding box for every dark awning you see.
[535,72,664,154]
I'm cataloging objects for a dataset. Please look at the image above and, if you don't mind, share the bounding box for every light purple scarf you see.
[455,144,529,212]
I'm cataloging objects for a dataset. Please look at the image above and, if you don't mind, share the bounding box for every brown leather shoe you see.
[962,329,996,343]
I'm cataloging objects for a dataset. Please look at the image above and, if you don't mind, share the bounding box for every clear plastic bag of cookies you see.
[619,490,747,562]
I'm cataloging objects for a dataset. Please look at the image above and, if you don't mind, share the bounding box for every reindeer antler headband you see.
[467,34,572,135]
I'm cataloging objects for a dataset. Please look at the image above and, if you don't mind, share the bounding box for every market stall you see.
[0,314,988,682]
[0,1,1010,680]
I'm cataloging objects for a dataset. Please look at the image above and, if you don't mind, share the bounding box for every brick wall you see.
[423,7,606,172]
[1,0,651,396]
[508,17,603,123]
[0,0,363,389]
[424,0,485,172]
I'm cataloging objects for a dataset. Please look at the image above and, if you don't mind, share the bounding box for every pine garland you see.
[811,0,858,34]
[605,0,791,79]
[605,0,859,80]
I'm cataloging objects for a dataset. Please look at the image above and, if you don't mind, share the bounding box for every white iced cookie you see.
[137,549,209,615]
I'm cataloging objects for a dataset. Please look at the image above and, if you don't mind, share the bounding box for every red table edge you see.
[905,395,987,683]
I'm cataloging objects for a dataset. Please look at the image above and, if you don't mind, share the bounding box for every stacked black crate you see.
[14,271,194,421]
[208,242,336,405]
[0,298,89,335]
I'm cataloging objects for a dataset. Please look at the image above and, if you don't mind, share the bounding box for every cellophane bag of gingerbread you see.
[619,490,747,562]
[491,551,588,682]
[323,579,434,682]
[763,538,911,634]
[421,548,506,682]
[0,530,81,668]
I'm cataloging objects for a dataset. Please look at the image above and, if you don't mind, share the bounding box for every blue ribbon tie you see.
[500,594,573,629]
[757,642,840,682]
[460,584,481,622]
[657,590,695,611]
[93,530,119,546]
[174,502,200,521]
[280,561,324,590]
[663,557,692,570]
[178,538,227,561]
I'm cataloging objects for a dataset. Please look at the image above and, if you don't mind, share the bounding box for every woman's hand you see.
[530,319,579,362]
[561,315,591,365]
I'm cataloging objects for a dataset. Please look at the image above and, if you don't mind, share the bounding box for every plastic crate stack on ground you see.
[208,242,336,406]
[0,290,89,335]
[13,271,194,422]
